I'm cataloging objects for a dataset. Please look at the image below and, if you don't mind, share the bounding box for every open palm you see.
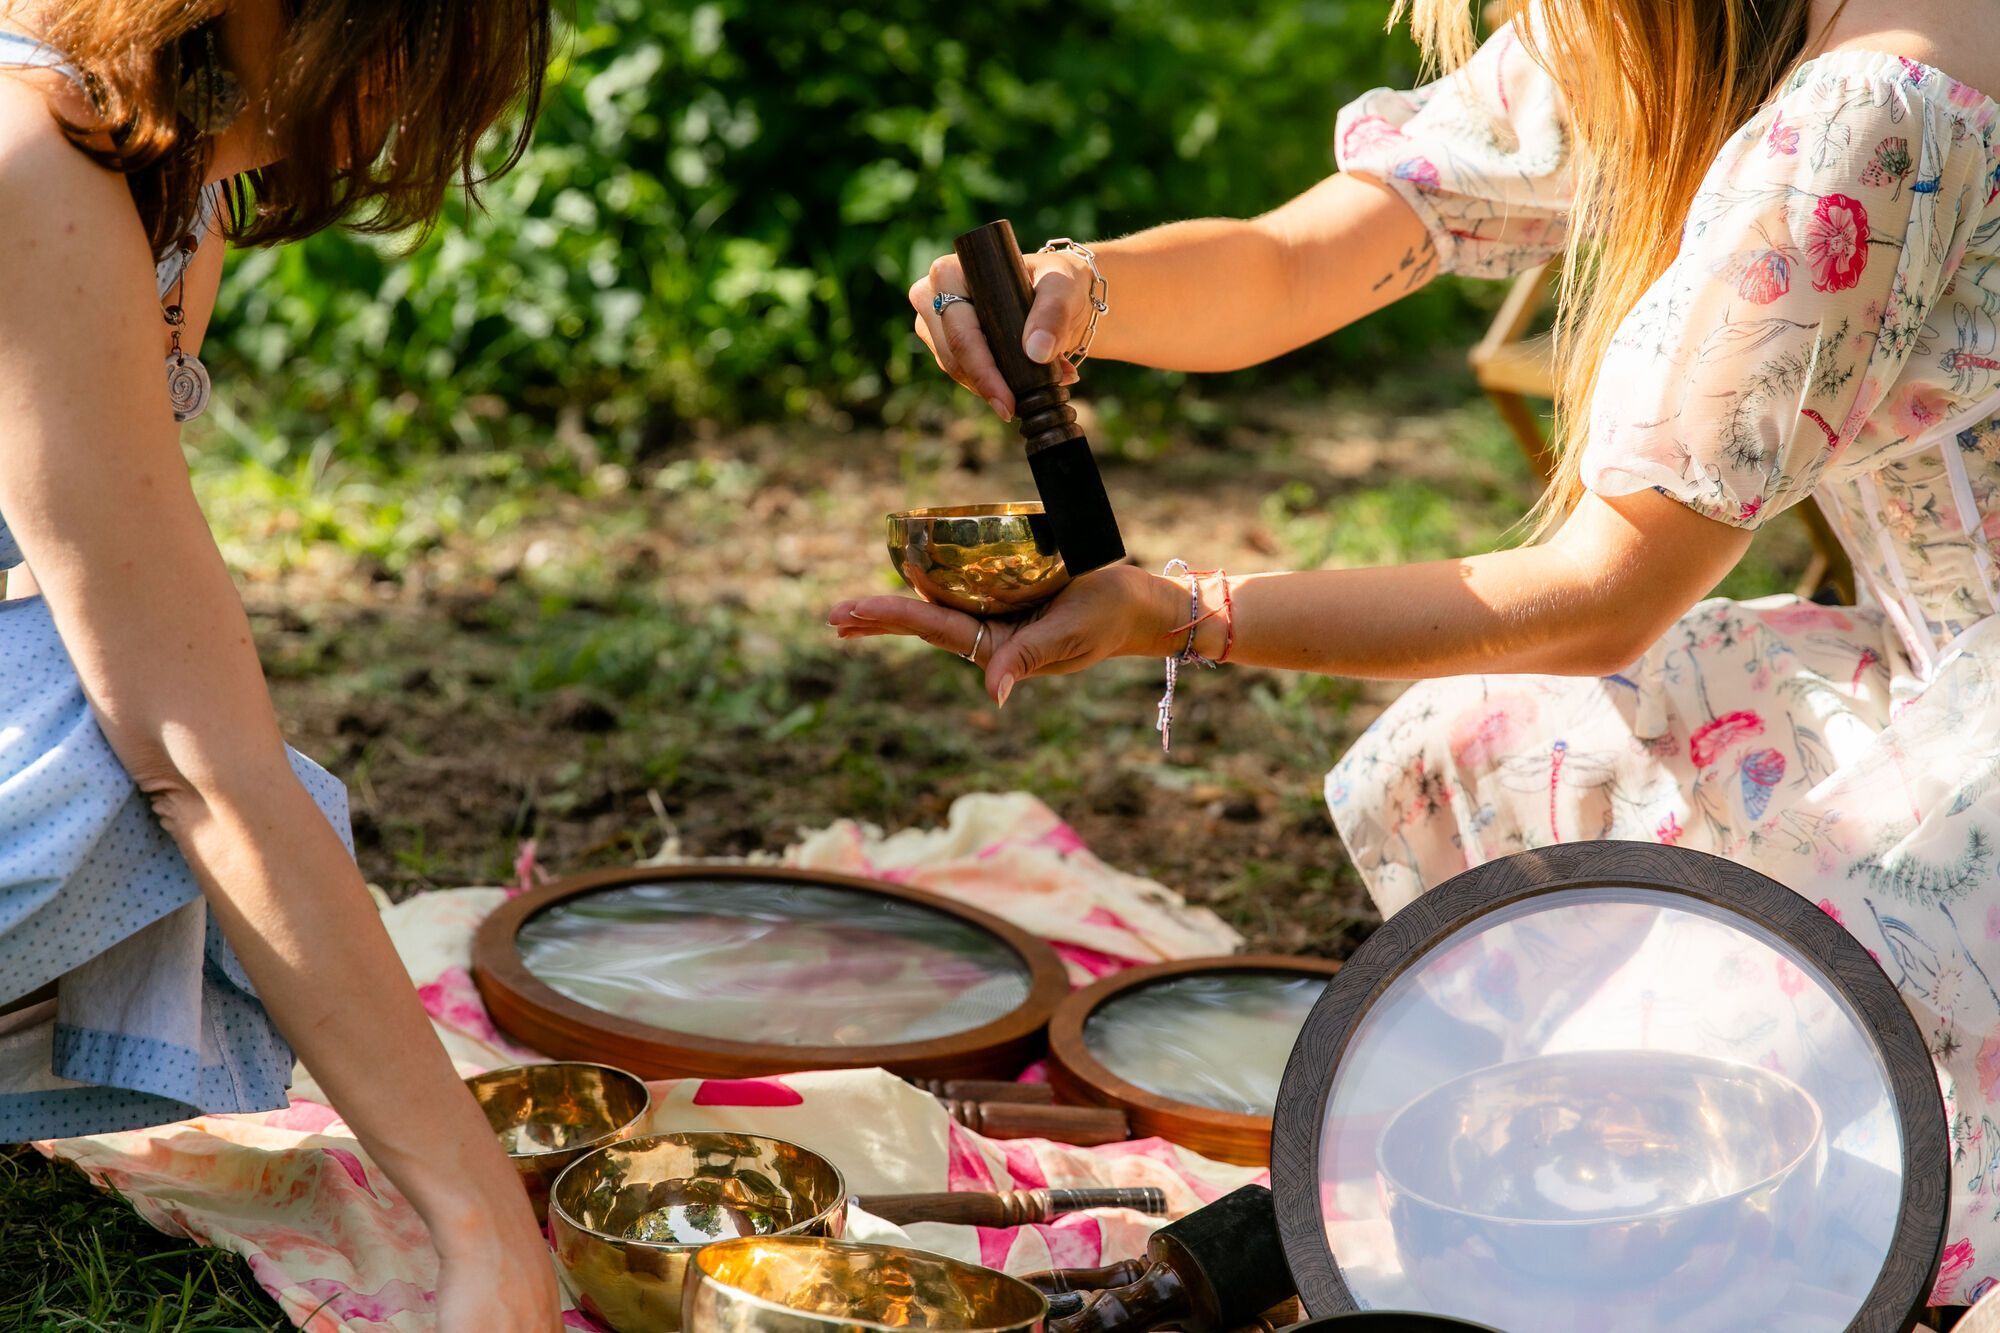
[829,564,1161,706]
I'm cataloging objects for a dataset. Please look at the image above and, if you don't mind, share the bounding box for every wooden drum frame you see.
[473,865,1070,1082]
[1047,954,1343,1167]
[1268,842,1949,1332]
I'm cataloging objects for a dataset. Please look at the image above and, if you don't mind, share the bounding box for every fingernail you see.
[996,674,1015,708]
[845,610,877,622]
[987,397,1010,421]
[1024,330,1055,363]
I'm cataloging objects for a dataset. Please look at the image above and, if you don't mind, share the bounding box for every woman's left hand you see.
[830,564,1171,706]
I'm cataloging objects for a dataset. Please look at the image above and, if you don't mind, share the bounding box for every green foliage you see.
[205,0,1481,464]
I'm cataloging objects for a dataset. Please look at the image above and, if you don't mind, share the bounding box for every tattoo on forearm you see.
[1370,237,1438,294]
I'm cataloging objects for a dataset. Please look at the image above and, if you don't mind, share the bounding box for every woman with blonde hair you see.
[838,0,2000,1296]
[0,1,559,1325]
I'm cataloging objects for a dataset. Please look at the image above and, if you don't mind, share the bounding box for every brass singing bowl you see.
[463,1062,650,1226]
[886,503,1070,616]
[683,1236,1048,1332]
[550,1131,847,1333]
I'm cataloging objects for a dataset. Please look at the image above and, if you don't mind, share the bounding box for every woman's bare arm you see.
[833,488,1751,695]
[0,84,554,1330]
[912,174,1437,412]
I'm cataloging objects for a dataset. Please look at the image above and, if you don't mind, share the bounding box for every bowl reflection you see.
[550,1131,846,1333]
[463,1062,649,1225]
[683,1236,1048,1331]
[1378,1050,1825,1330]
[886,503,1069,616]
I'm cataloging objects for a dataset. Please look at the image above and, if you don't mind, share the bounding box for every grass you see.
[0,375,1812,1319]
[0,1150,280,1330]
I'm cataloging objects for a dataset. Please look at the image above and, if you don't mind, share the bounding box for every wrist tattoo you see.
[1370,237,1438,294]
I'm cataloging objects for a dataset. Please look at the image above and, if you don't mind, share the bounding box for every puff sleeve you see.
[1581,66,1993,528]
[1335,21,1572,278]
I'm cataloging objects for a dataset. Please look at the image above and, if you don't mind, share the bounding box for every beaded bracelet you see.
[1156,561,1234,752]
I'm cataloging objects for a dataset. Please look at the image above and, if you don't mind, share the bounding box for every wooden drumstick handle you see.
[952,219,1083,459]
[915,1078,1056,1104]
[943,1098,1130,1145]
[953,219,1125,575]
[1021,1259,1151,1296]
[856,1188,1167,1228]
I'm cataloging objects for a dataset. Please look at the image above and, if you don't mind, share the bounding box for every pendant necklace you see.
[163,233,211,424]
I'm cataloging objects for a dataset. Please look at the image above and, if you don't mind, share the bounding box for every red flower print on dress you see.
[1805,193,1870,292]
[1766,112,1799,157]
[1655,813,1684,845]
[1690,710,1765,768]
[1931,1237,1976,1305]
[1341,114,1404,160]
[1816,898,1845,926]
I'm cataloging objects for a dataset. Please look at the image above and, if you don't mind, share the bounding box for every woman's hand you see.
[434,1216,563,1332]
[909,248,1091,419]
[831,565,1176,705]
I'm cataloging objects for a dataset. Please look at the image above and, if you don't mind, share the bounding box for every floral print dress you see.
[1330,29,2000,1304]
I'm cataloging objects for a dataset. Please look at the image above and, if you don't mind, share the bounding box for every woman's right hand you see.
[909,247,1093,419]
[434,1213,564,1332]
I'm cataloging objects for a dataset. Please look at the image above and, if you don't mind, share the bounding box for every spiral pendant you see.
[166,349,211,424]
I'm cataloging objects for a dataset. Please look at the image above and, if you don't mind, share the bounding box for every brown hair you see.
[36,0,553,261]
[1393,0,1833,535]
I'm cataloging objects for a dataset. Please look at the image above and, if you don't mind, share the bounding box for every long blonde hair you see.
[1393,0,1825,535]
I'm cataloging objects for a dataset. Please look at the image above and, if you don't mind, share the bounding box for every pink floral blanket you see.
[38,794,1254,1331]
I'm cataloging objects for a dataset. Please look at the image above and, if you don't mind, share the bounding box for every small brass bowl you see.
[683,1236,1048,1332]
[464,1062,650,1225]
[551,1131,847,1333]
[886,502,1070,616]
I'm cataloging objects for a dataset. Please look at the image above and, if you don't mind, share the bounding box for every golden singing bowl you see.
[464,1062,650,1226]
[886,502,1070,616]
[683,1236,1048,1332]
[550,1131,848,1333]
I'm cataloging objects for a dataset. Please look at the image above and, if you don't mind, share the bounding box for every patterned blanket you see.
[38,793,1256,1331]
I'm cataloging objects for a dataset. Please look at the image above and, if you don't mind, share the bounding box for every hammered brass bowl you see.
[464,1062,650,1225]
[683,1236,1048,1332]
[550,1131,847,1333]
[886,502,1069,616]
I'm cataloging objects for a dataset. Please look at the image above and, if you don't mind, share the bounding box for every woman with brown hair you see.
[0,2,558,1325]
[839,0,2000,1296]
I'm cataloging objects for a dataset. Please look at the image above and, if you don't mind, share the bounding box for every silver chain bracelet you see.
[1038,237,1109,369]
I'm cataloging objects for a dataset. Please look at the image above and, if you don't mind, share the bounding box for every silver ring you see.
[963,621,989,664]
[932,292,973,316]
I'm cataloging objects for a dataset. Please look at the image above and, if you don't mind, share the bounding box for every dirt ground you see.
[214,387,1810,960]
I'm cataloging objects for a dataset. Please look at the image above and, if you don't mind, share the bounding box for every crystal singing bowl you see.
[550,1131,847,1333]
[1376,1050,1825,1322]
[683,1236,1049,1332]
[463,1062,650,1225]
[886,503,1070,616]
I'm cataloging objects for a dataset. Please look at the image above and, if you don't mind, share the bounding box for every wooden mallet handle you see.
[856,1187,1167,1228]
[953,219,1083,459]
[942,1098,1130,1145]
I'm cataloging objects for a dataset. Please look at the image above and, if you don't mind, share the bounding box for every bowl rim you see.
[688,1235,1049,1332]
[1374,1048,1825,1229]
[886,501,1047,522]
[463,1060,653,1163]
[548,1129,848,1252]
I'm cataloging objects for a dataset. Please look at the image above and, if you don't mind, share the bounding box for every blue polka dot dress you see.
[0,521,350,1140]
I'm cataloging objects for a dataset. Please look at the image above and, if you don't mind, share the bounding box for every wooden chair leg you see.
[1486,389,1554,483]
